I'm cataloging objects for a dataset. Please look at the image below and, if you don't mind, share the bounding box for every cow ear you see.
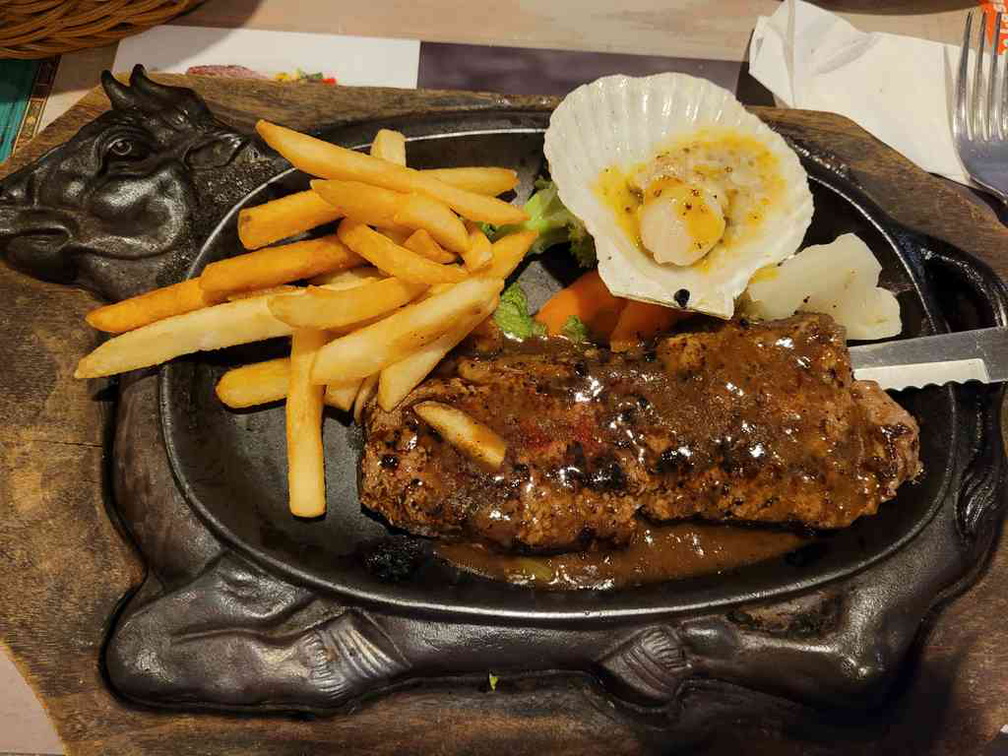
[185,132,246,169]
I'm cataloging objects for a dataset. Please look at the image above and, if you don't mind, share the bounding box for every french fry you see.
[256,121,527,225]
[323,378,362,412]
[311,179,467,254]
[412,282,456,306]
[215,357,361,410]
[378,297,497,411]
[461,222,492,271]
[486,230,539,280]
[353,373,379,424]
[287,328,328,517]
[74,296,293,379]
[309,266,385,287]
[269,277,426,329]
[413,401,507,471]
[370,129,407,165]
[200,235,363,298]
[309,179,401,227]
[376,226,411,245]
[311,276,504,383]
[337,219,466,285]
[227,285,300,301]
[403,229,456,264]
[85,278,220,334]
[238,190,341,250]
[392,192,469,254]
[421,167,519,196]
[215,358,291,408]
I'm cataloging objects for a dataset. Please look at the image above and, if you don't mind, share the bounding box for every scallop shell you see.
[544,73,814,318]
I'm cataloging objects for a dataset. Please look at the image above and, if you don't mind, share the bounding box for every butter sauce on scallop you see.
[545,74,814,318]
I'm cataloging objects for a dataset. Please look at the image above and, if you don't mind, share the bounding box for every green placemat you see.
[0,60,39,163]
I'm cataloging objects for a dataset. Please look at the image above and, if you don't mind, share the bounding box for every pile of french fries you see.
[75,121,538,518]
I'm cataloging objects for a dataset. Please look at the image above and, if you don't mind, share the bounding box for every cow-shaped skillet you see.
[1,67,1005,728]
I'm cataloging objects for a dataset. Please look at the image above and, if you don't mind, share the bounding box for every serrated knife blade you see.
[849,327,1008,390]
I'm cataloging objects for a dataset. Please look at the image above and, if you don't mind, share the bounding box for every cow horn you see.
[129,65,171,100]
[100,71,134,112]
[127,64,216,130]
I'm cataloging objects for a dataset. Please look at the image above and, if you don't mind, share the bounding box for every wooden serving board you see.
[1,75,1007,756]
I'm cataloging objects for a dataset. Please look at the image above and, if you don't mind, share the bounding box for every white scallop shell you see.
[544,73,814,318]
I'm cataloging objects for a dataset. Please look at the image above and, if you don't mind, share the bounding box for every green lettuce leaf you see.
[489,178,597,268]
[560,315,590,343]
[493,282,546,340]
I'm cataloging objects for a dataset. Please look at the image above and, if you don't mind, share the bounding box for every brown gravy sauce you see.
[437,523,809,590]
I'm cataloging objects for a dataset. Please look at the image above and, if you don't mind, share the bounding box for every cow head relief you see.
[0,65,273,301]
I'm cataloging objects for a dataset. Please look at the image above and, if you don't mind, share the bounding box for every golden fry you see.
[215,357,361,410]
[75,296,293,379]
[311,276,503,383]
[421,167,519,196]
[323,378,362,412]
[309,266,385,287]
[85,278,219,334]
[461,222,492,272]
[256,121,527,225]
[215,358,291,408]
[337,219,466,285]
[269,277,426,329]
[200,235,363,298]
[312,179,467,253]
[403,229,456,264]
[238,190,341,250]
[392,192,469,254]
[377,297,497,411]
[226,285,300,301]
[309,179,401,227]
[486,230,539,280]
[413,401,507,471]
[353,373,379,424]
[287,328,329,517]
[376,226,412,245]
[370,129,407,165]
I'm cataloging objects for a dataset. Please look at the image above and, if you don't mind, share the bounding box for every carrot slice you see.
[609,300,692,352]
[535,270,627,339]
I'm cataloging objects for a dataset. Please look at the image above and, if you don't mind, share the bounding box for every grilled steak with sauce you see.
[360,314,921,551]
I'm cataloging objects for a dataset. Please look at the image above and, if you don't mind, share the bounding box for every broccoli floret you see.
[493,282,546,340]
[491,179,597,268]
[560,315,590,343]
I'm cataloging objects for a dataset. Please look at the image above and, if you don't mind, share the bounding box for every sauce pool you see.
[437,522,809,590]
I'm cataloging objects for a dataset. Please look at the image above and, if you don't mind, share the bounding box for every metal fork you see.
[954,9,1008,205]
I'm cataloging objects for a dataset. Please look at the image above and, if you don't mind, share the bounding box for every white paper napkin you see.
[750,0,968,184]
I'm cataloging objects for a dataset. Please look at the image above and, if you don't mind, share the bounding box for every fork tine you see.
[999,13,1008,139]
[957,10,973,139]
[974,11,988,139]
[989,12,1003,140]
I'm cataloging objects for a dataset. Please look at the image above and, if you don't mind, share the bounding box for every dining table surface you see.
[1,2,1005,755]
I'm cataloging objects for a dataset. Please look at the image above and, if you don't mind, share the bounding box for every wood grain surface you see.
[0,75,1006,756]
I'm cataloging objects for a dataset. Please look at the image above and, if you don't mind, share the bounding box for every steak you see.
[360,314,921,551]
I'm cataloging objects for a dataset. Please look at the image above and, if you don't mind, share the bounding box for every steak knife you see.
[849,327,1008,390]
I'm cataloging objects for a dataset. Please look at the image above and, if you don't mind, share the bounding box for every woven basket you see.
[0,0,204,59]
